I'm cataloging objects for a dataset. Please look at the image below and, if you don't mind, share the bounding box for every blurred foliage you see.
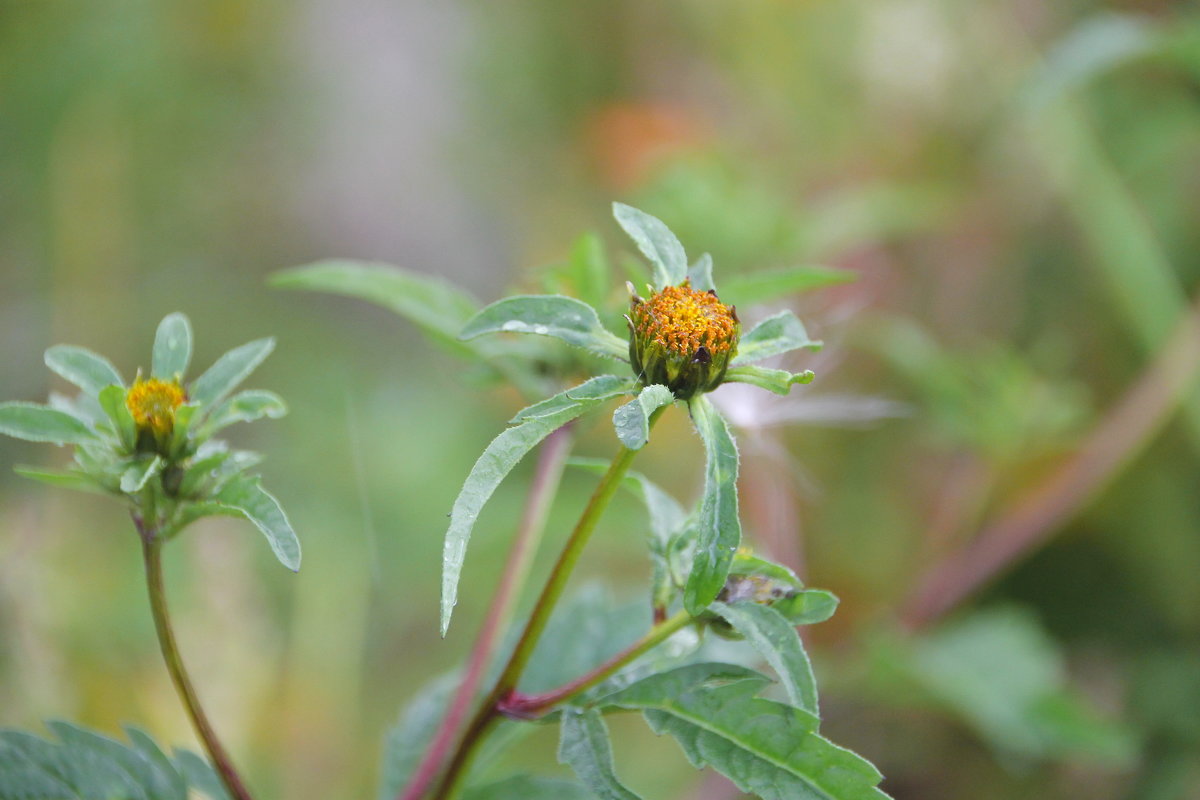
[3,1,1200,799]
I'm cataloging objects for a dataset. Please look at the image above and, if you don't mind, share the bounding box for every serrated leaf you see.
[684,397,740,615]
[731,311,820,366]
[773,590,839,626]
[558,708,643,800]
[152,313,193,380]
[611,384,673,450]
[460,295,628,361]
[511,376,635,423]
[120,456,163,494]
[688,253,715,292]
[725,365,815,395]
[216,476,300,571]
[189,338,275,410]
[719,266,857,307]
[271,260,480,352]
[0,403,97,445]
[711,601,818,715]
[44,345,124,396]
[98,385,137,450]
[442,382,623,635]
[462,775,595,800]
[14,466,106,495]
[613,203,688,290]
[123,726,189,800]
[201,390,287,434]
[597,666,890,800]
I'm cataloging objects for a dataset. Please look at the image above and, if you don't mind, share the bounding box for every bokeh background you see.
[2,2,1200,798]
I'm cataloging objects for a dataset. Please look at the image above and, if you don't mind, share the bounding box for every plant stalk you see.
[430,409,664,799]
[139,518,254,800]
[399,424,574,800]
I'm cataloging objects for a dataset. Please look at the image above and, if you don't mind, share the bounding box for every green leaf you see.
[173,750,231,800]
[724,365,815,395]
[463,775,594,800]
[684,397,740,615]
[596,666,890,800]
[613,203,688,289]
[152,313,193,380]
[216,476,301,571]
[731,311,820,366]
[271,260,480,352]
[0,403,96,445]
[773,589,840,627]
[460,295,628,361]
[201,390,287,434]
[442,382,623,635]
[189,338,275,410]
[0,721,223,800]
[688,253,715,292]
[98,385,137,450]
[558,708,643,800]
[711,601,818,715]
[611,384,673,450]
[570,233,612,311]
[165,502,244,539]
[511,376,635,423]
[593,662,767,707]
[44,345,124,396]
[13,465,106,494]
[120,456,163,494]
[377,673,455,800]
[719,266,857,307]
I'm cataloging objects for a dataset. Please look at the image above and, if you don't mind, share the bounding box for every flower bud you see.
[125,376,186,456]
[627,281,739,400]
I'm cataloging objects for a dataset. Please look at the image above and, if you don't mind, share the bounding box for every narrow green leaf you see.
[271,260,479,350]
[152,313,193,380]
[719,266,857,307]
[594,662,768,708]
[189,338,275,410]
[460,295,628,361]
[201,390,287,434]
[688,253,715,292]
[511,376,635,423]
[0,403,96,445]
[98,385,137,451]
[462,776,594,800]
[44,345,124,396]
[732,311,821,366]
[613,203,688,289]
[611,384,673,449]
[725,365,815,395]
[13,465,106,495]
[120,456,163,494]
[597,666,890,800]
[558,708,643,800]
[711,600,819,715]
[216,477,301,571]
[684,397,740,615]
[442,382,621,635]
[773,589,839,626]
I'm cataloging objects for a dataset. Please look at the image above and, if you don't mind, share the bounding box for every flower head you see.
[126,376,186,451]
[628,280,739,400]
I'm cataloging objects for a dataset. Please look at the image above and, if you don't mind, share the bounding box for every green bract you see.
[0,313,298,570]
[442,203,823,634]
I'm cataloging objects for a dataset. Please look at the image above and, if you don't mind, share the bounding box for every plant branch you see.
[430,408,665,799]
[903,293,1200,629]
[499,609,692,718]
[399,424,575,800]
[139,516,254,800]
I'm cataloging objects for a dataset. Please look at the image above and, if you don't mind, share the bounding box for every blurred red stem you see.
[399,423,573,800]
[903,294,1200,629]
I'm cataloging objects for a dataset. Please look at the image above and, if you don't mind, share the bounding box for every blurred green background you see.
[2,1,1199,798]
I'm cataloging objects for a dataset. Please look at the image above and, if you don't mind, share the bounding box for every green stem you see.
[431,408,665,799]
[139,518,254,800]
[501,609,692,717]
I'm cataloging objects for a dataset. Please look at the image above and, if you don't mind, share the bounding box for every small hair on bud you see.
[625,281,644,304]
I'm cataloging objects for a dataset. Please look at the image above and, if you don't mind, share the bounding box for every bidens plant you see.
[0,314,297,800]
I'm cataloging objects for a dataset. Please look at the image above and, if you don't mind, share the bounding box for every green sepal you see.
[724,365,815,395]
[98,385,137,451]
[0,402,97,446]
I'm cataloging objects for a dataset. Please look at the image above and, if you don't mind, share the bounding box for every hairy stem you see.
[400,424,574,800]
[431,409,664,799]
[139,518,254,800]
